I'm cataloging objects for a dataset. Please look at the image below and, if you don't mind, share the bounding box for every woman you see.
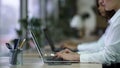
[56,0,120,64]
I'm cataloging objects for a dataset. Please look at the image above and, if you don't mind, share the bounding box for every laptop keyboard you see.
[46,56,64,61]
[45,56,72,65]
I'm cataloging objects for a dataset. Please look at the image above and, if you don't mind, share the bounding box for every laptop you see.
[30,28,79,65]
[42,27,78,52]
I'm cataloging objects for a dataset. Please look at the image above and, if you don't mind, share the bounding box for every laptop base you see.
[46,62,72,65]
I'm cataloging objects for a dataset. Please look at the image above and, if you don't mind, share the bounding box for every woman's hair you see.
[96,0,115,19]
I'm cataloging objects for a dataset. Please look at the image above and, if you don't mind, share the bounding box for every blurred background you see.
[0,0,108,56]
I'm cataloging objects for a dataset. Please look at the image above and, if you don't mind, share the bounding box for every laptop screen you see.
[42,28,56,52]
[30,29,44,58]
[30,28,54,57]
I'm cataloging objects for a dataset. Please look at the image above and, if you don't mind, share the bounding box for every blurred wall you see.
[75,0,96,37]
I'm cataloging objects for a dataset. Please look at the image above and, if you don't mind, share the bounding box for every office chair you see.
[102,63,120,68]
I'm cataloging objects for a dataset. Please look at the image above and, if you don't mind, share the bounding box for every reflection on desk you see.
[0,53,102,68]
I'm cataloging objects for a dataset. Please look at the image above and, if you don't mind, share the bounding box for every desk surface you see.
[0,53,102,68]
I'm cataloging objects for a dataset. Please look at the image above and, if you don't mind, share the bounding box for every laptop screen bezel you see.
[30,30,45,62]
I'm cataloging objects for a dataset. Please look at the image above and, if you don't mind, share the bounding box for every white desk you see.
[0,53,102,68]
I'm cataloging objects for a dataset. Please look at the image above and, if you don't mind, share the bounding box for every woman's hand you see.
[55,49,80,61]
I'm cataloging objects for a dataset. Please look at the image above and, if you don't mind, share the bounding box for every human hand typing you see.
[55,49,80,61]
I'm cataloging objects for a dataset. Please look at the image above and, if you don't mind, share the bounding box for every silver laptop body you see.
[30,29,79,64]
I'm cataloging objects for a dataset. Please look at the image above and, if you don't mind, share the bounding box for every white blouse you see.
[78,9,120,64]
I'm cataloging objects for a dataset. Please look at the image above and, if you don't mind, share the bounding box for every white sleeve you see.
[80,42,120,64]
[77,35,105,53]
[80,25,120,64]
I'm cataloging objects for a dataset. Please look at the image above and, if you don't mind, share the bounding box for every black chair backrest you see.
[102,63,120,68]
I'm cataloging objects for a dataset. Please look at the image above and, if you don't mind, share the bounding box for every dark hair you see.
[96,0,115,19]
